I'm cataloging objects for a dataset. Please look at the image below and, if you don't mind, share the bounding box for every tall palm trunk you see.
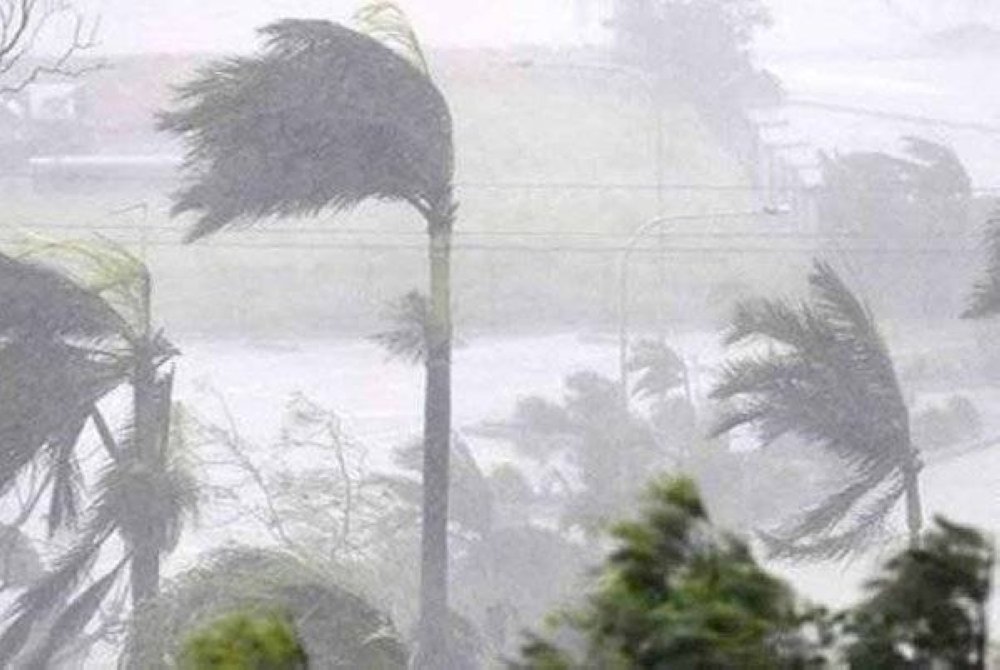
[416,196,455,668]
[901,420,923,547]
[903,461,923,548]
[130,273,159,607]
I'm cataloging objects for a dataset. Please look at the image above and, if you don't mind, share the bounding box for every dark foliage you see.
[841,517,993,669]
[514,477,822,669]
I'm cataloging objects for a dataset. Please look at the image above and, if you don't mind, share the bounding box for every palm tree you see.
[158,4,457,664]
[709,260,922,560]
[0,242,194,666]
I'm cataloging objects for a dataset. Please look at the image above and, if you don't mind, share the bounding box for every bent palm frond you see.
[372,290,431,364]
[627,339,686,400]
[354,0,430,76]
[160,18,454,241]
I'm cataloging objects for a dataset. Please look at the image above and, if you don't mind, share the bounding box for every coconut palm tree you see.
[0,243,194,666]
[709,260,922,560]
[159,4,457,664]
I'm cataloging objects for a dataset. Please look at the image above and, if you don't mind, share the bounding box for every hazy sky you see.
[67,1,1000,56]
[80,0,594,54]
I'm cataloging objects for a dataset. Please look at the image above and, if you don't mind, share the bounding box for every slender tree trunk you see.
[974,599,987,670]
[903,451,923,548]
[130,347,160,606]
[416,198,455,669]
[130,273,159,607]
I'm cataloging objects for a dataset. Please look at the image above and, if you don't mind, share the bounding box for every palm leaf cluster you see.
[627,338,687,401]
[502,371,661,533]
[0,252,130,518]
[159,17,454,242]
[710,260,917,560]
[0,244,193,666]
[372,291,432,364]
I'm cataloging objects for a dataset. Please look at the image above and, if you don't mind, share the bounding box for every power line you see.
[0,235,981,256]
[4,221,989,242]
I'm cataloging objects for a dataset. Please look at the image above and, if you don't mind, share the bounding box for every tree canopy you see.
[159,18,454,241]
[842,517,994,669]
[514,476,820,669]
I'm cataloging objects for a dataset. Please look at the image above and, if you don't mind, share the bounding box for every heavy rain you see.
[0,1,999,668]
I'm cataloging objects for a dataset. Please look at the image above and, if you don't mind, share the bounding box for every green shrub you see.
[181,611,307,669]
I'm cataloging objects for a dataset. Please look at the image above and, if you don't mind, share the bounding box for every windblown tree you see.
[602,0,779,170]
[124,548,407,669]
[816,136,973,319]
[710,261,922,560]
[841,517,994,669]
[515,477,820,669]
[609,0,775,103]
[0,242,193,667]
[159,4,458,665]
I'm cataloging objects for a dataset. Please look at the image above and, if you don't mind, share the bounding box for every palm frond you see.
[96,419,198,553]
[19,237,151,338]
[45,411,88,536]
[20,558,128,670]
[354,1,430,76]
[371,290,430,364]
[725,296,811,348]
[627,339,686,400]
[0,251,128,340]
[0,518,115,665]
[0,339,128,492]
[160,18,453,241]
[769,462,897,543]
[760,479,903,561]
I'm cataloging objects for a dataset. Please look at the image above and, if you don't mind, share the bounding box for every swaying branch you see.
[0,0,102,95]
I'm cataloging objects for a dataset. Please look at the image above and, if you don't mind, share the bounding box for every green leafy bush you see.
[181,612,307,670]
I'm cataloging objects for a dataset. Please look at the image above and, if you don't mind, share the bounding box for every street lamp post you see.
[618,207,789,410]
